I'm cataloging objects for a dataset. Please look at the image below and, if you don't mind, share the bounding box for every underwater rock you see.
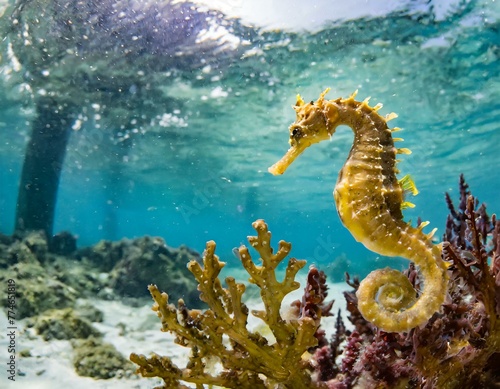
[75,235,202,306]
[0,232,82,318]
[326,253,352,283]
[0,233,11,246]
[0,238,37,268]
[0,230,48,267]
[0,261,77,319]
[27,307,101,341]
[75,301,104,323]
[107,236,202,306]
[72,337,134,380]
[48,253,108,297]
[49,231,78,255]
[76,239,125,272]
[0,230,202,319]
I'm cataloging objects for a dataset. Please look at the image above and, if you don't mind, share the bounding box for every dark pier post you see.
[15,97,76,239]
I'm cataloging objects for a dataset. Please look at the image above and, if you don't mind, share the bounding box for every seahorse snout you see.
[268,143,308,175]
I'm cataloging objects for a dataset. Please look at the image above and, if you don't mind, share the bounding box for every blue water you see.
[0,0,499,277]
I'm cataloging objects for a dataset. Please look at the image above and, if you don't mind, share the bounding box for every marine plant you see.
[130,175,499,388]
[130,219,326,388]
[269,89,448,332]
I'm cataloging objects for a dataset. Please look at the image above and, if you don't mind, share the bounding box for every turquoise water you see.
[0,0,499,277]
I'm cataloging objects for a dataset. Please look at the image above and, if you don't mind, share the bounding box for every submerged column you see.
[15,97,76,238]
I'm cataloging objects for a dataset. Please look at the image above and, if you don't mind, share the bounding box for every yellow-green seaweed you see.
[130,220,321,388]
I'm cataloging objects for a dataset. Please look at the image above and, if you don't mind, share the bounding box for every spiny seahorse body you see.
[269,89,448,332]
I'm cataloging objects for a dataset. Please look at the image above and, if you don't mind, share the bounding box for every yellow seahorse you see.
[268,89,448,332]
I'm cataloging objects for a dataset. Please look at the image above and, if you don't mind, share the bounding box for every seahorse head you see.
[269,89,335,175]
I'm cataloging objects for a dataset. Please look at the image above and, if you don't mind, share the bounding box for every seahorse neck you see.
[325,98,394,149]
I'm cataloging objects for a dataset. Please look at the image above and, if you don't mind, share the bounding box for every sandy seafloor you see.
[0,272,351,389]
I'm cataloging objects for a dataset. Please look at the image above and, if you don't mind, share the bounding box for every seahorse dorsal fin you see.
[319,88,331,101]
[397,148,412,155]
[386,112,398,121]
[295,94,305,107]
[417,221,430,231]
[401,201,416,209]
[345,89,358,102]
[399,174,419,196]
[426,228,438,240]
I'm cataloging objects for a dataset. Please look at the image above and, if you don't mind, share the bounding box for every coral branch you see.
[131,220,319,388]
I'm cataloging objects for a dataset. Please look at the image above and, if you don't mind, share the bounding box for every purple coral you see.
[292,266,334,349]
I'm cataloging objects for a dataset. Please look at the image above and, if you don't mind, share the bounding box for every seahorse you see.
[268,89,448,332]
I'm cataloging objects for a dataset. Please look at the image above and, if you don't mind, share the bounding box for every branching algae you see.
[269,89,448,332]
[130,220,320,388]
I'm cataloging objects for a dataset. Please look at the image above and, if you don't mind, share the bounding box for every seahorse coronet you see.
[269,89,449,332]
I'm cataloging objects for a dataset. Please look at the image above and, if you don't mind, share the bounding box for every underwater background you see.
[0,0,499,278]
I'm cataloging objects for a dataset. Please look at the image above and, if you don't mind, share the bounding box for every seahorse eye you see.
[291,127,301,137]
